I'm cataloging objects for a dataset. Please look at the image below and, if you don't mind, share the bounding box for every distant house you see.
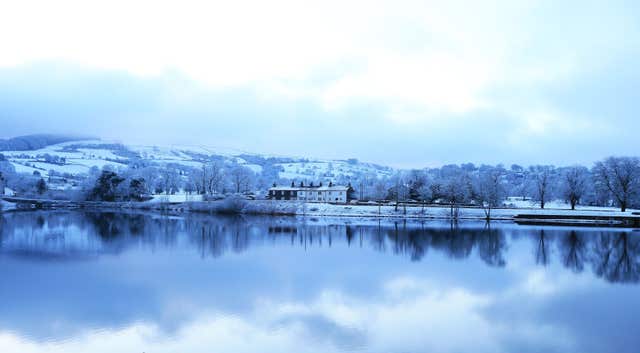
[268,182,355,203]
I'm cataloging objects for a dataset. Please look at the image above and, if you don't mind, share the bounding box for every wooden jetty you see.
[513,213,640,228]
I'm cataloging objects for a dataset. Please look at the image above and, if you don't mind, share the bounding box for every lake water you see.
[1,211,639,353]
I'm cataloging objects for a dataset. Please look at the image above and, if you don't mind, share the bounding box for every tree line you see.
[81,161,260,201]
[347,156,640,213]
[2,152,640,212]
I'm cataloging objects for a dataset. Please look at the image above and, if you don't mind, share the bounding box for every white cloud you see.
[0,275,582,353]
[320,52,493,116]
[1,0,639,165]
[0,0,557,117]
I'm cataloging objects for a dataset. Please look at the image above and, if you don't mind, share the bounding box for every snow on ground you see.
[1,139,103,156]
[4,140,129,177]
[10,162,46,176]
[75,148,122,160]
[126,145,261,171]
[3,139,390,184]
[504,197,623,212]
[167,144,247,157]
[129,145,190,161]
[161,160,205,168]
[71,158,128,169]
[30,161,92,174]
[149,194,204,203]
[128,144,243,159]
[244,164,263,173]
[275,159,392,181]
[243,201,637,220]
[12,159,128,177]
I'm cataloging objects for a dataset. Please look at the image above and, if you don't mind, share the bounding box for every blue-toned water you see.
[1,211,639,353]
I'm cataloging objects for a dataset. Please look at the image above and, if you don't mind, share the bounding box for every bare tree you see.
[442,173,471,219]
[593,157,640,212]
[205,161,225,195]
[160,167,180,195]
[561,166,589,210]
[474,167,506,219]
[372,179,388,201]
[529,165,555,209]
[387,174,409,211]
[229,165,255,193]
[418,182,433,213]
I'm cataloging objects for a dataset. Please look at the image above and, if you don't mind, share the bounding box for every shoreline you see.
[3,198,640,228]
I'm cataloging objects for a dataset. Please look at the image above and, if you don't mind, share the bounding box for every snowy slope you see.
[276,160,393,180]
[2,140,129,177]
[1,139,394,181]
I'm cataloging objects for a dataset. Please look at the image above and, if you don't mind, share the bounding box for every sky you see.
[0,0,639,168]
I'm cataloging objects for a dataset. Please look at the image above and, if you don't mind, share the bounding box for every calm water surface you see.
[1,211,640,353]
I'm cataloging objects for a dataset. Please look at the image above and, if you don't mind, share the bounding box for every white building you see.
[268,182,355,203]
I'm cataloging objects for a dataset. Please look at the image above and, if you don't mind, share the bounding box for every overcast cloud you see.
[0,0,638,167]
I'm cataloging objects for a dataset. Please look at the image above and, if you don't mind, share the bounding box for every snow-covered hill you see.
[1,139,394,181]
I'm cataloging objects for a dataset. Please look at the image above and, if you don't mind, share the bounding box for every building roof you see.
[269,185,351,191]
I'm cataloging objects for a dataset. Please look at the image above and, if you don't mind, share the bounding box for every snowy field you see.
[3,140,128,177]
[149,194,204,203]
[2,140,386,181]
[276,160,393,180]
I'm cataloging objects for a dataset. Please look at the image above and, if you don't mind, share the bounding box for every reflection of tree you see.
[231,221,250,253]
[127,215,146,236]
[194,222,231,258]
[7,211,640,286]
[406,230,427,261]
[478,224,506,267]
[346,226,354,246]
[592,232,640,283]
[0,214,5,249]
[535,229,550,266]
[86,212,123,239]
[371,223,386,252]
[559,231,586,273]
[386,225,429,261]
[36,215,45,228]
[376,224,507,263]
[429,225,475,260]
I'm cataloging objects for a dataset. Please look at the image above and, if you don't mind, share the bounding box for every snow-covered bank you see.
[241,201,636,220]
[3,197,638,225]
[149,194,204,203]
